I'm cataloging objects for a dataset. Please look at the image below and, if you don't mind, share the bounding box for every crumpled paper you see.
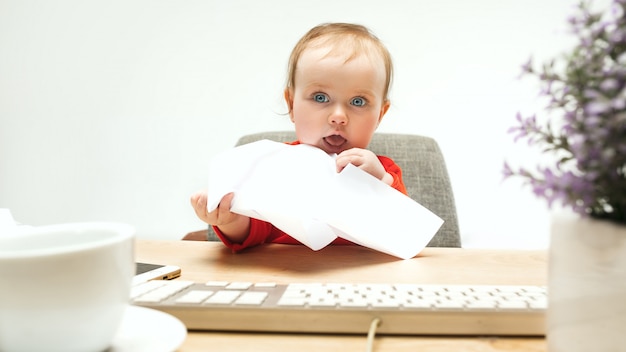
[206,140,443,259]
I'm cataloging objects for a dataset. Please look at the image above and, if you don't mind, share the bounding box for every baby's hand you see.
[190,191,250,242]
[190,191,232,225]
[336,148,391,184]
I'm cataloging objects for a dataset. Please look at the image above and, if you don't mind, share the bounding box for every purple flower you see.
[520,57,533,75]
[585,100,612,115]
[600,78,620,91]
[504,0,626,225]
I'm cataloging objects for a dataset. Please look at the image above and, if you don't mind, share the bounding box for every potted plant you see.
[503,0,626,350]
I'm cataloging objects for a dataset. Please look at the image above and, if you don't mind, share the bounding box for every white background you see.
[1,0,602,248]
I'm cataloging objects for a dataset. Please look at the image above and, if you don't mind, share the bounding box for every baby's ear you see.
[284,88,295,120]
[377,99,391,125]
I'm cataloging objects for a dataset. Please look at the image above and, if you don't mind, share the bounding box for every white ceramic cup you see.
[0,222,135,352]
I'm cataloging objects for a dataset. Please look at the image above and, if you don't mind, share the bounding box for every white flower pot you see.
[547,212,626,352]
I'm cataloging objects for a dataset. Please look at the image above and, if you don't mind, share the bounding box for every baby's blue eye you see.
[313,93,329,103]
[351,97,366,106]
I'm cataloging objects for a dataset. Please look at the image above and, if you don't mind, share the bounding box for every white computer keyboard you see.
[131,280,547,336]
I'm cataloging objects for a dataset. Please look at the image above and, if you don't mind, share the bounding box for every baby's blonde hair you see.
[286,23,393,102]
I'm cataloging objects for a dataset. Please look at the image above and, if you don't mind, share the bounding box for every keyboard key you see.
[254,282,277,288]
[205,290,241,304]
[205,281,229,287]
[235,291,268,305]
[176,290,214,304]
[277,297,307,306]
[372,298,401,308]
[226,282,253,290]
[133,280,193,302]
[339,298,369,308]
[403,298,436,309]
[131,280,167,299]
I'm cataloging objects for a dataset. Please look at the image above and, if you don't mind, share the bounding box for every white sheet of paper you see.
[206,140,444,259]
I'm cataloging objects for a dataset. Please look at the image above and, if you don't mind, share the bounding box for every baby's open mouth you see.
[323,134,347,147]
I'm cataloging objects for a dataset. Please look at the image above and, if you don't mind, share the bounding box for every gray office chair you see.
[184,131,461,247]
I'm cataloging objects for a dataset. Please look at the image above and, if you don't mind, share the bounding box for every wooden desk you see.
[136,240,548,352]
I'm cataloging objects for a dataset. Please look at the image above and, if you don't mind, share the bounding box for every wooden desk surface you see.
[136,240,548,352]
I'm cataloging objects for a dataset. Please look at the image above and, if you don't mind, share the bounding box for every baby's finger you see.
[192,198,211,222]
[336,153,363,171]
[190,192,205,210]
[218,192,235,210]
[335,155,349,172]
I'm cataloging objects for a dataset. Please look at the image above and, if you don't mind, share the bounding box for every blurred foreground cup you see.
[0,222,135,352]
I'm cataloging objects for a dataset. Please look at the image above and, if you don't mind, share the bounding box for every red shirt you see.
[214,141,407,252]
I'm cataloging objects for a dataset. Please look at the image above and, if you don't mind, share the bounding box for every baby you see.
[191,23,407,251]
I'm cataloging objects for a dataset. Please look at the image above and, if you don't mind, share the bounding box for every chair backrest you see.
[207,131,461,247]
